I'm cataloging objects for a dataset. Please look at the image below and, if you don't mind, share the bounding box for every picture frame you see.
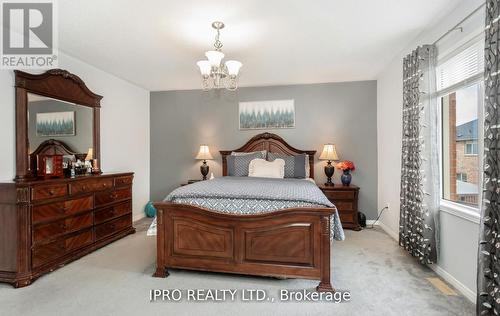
[239,100,295,130]
[36,111,75,136]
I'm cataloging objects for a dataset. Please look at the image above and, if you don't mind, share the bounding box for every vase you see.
[341,170,352,186]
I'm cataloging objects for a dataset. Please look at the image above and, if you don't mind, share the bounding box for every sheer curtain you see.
[399,45,440,264]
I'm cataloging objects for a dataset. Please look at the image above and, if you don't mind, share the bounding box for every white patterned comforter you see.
[147,177,345,240]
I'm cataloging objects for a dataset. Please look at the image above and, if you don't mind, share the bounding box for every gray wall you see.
[28,99,93,154]
[150,81,379,219]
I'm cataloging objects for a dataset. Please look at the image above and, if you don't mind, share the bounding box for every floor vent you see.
[426,277,458,296]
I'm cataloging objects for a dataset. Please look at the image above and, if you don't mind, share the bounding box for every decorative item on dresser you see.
[319,144,339,186]
[0,69,135,288]
[318,184,360,231]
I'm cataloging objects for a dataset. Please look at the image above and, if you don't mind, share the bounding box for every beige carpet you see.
[0,218,474,316]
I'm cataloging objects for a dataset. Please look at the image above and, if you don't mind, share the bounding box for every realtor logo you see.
[1,0,58,69]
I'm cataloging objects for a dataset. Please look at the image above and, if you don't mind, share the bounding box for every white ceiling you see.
[59,0,461,91]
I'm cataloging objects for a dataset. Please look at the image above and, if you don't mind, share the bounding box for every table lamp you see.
[195,145,213,180]
[319,144,339,186]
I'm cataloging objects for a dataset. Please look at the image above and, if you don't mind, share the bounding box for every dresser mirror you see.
[15,69,103,181]
[28,93,94,155]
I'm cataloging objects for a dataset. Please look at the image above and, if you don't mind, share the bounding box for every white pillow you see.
[248,158,285,179]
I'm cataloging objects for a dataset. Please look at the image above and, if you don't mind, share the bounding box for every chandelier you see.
[196,21,242,91]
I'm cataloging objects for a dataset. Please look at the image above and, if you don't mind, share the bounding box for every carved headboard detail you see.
[219,132,316,178]
[29,139,83,173]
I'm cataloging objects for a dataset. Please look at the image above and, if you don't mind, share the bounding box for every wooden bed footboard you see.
[153,202,335,292]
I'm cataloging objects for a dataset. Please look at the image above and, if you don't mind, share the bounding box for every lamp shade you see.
[85,148,94,160]
[319,144,339,161]
[195,145,213,160]
[205,50,224,67]
[196,60,211,76]
[225,60,242,76]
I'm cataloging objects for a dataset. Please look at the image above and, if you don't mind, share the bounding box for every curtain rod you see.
[432,2,486,45]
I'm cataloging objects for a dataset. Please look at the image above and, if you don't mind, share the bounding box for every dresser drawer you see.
[32,229,93,268]
[334,201,354,211]
[33,212,93,244]
[95,201,132,225]
[95,188,131,207]
[70,178,113,195]
[114,175,133,187]
[32,184,68,201]
[95,214,132,241]
[323,190,355,201]
[32,196,93,223]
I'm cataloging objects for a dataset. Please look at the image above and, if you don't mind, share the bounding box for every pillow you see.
[226,152,263,176]
[248,158,285,179]
[231,150,267,159]
[267,153,308,178]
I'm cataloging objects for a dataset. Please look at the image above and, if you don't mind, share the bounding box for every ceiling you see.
[59,0,461,91]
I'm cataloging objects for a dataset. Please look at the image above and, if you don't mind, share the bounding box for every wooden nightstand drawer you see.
[323,190,355,200]
[339,211,356,225]
[335,201,354,211]
[318,184,360,231]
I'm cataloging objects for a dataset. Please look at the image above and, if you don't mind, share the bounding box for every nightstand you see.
[318,184,361,231]
[180,179,202,186]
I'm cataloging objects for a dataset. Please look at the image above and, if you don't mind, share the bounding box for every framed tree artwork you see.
[239,100,295,130]
[36,111,75,136]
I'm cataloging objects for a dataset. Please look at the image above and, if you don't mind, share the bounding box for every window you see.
[464,141,478,155]
[439,38,483,210]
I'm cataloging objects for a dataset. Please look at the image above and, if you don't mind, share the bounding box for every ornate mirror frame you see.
[14,69,103,181]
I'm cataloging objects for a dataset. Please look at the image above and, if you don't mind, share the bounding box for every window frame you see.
[436,36,484,219]
[464,141,478,156]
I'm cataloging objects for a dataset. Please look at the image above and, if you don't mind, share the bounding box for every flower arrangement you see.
[336,160,356,171]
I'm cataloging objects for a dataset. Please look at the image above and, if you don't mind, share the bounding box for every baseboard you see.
[366,220,399,241]
[367,220,476,303]
[133,212,146,222]
[428,264,476,303]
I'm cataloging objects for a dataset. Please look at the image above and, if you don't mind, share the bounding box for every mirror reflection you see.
[27,93,94,155]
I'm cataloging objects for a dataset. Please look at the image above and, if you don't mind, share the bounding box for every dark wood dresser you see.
[0,173,135,287]
[318,184,361,231]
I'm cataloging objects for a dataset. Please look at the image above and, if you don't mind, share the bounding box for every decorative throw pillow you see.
[231,150,267,159]
[267,153,308,178]
[248,158,285,178]
[227,152,263,176]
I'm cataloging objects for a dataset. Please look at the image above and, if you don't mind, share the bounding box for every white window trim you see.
[440,199,480,224]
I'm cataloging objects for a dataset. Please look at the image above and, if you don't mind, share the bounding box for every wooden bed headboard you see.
[219,132,316,179]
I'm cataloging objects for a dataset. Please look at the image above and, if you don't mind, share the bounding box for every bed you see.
[152,132,343,292]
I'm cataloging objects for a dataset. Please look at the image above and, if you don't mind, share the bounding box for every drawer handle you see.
[102,183,108,188]
[48,189,55,195]
[110,193,118,199]
[59,223,67,230]
[82,185,88,191]
[109,224,115,230]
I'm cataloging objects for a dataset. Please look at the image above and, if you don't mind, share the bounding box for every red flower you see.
[336,160,355,171]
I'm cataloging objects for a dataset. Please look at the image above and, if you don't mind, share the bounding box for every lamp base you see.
[324,161,335,187]
[324,182,335,186]
[200,160,209,180]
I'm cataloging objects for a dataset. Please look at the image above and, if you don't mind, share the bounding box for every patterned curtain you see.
[478,1,500,314]
[399,45,440,265]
